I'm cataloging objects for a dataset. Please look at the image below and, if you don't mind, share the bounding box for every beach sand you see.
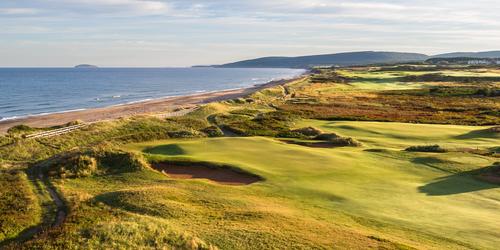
[0,77,303,134]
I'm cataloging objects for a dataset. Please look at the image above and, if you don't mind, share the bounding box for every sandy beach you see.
[0,77,303,134]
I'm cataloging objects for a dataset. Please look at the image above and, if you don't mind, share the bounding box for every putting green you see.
[127,121,500,249]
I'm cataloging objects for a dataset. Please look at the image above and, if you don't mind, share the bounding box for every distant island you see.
[74,64,98,68]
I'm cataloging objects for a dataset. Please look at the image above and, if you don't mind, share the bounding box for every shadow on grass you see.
[454,128,498,139]
[144,144,186,156]
[419,174,498,196]
[419,163,500,196]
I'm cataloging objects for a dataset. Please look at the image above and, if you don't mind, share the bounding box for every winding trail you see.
[38,172,66,228]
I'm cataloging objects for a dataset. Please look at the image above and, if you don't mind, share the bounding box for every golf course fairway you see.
[121,120,500,249]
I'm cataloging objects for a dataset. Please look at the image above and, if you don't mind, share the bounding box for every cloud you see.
[44,0,170,16]
[77,0,168,12]
[1,0,500,66]
[0,8,39,15]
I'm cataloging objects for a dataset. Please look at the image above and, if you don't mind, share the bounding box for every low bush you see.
[275,131,307,139]
[474,88,500,97]
[66,120,84,126]
[7,125,36,135]
[201,126,224,137]
[74,155,98,177]
[167,129,202,138]
[166,117,209,130]
[314,133,341,141]
[405,145,447,153]
[310,71,350,83]
[41,148,149,178]
[311,132,362,147]
[229,109,261,116]
[214,111,299,137]
[328,137,362,147]
[291,127,323,137]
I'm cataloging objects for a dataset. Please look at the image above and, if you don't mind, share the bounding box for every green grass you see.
[121,120,499,249]
[295,120,499,150]
[0,169,42,242]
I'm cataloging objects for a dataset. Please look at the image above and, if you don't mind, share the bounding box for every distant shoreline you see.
[0,76,306,134]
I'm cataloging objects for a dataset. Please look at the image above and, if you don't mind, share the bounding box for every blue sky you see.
[1,0,499,67]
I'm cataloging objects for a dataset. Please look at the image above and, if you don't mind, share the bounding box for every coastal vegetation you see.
[0,64,499,249]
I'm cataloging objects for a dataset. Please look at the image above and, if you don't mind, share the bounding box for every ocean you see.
[0,67,305,121]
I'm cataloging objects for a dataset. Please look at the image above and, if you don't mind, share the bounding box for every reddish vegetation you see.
[152,162,262,186]
[280,94,500,125]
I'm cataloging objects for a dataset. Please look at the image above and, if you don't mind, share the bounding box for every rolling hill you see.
[215,50,500,69]
[217,51,429,68]
[433,51,500,58]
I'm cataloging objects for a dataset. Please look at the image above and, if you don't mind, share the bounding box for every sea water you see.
[0,67,304,120]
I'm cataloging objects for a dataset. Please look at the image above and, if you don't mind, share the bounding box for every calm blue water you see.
[0,68,304,120]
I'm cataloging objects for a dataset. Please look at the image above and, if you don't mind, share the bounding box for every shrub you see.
[41,149,149,178]
[475,88,500,97]
[328,137,362,147]
[314,133,341,141]
[405,145,447,153]
[7,125,35,135]
[97,151,149,173]
[275,131,306,139]
[43,153,98,178]
[292,127,323,137]
[73,155,98,177]
[166,117,209,130]
[167,129,202,138]
[66,120,84,126]
[201,126,224,137]
[213,111,299,137]
[310,71,350,83]
[229,109,261,116]
[312,132,362,147]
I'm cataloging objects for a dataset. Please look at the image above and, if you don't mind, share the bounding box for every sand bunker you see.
[152,162,262,185]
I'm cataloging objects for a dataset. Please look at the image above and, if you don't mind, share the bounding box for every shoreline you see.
[0,76,306,134]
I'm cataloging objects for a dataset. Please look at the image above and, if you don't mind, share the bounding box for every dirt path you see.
[39,172,66,227]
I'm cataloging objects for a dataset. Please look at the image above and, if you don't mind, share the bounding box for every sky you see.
[1,0,500,67]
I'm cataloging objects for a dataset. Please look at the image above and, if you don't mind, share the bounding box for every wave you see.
[0,116,19,122]
[109,98,154,107]
[0,108,87,122]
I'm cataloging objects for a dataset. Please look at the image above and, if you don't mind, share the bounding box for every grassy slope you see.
[0,169,42,242]
[124,121,500,249]
[43,170,390,249]
[297,120,499,149]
